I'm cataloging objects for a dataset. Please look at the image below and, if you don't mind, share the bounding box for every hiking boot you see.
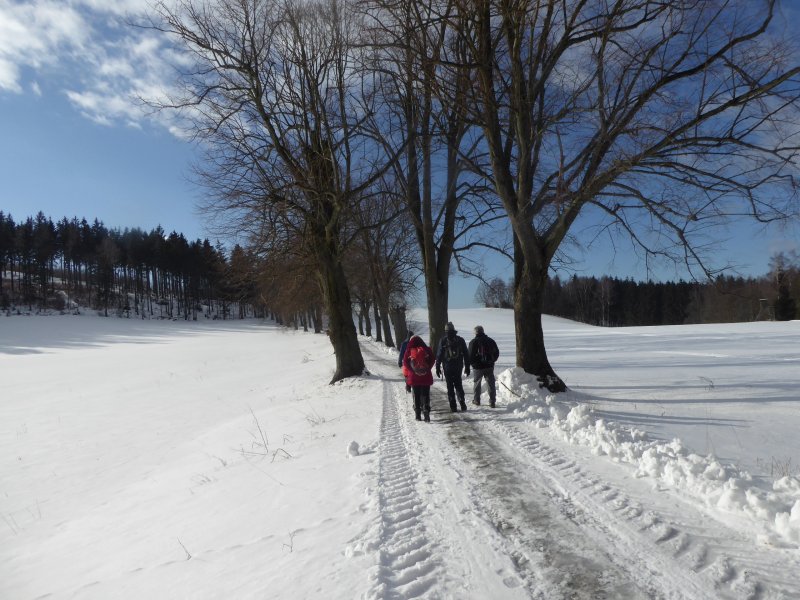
[424,412,430,422]
[490,402,496,408]
[449,403,458,412]
[415,411,422,421]
[460,401,467,411]
[472,399,480,406]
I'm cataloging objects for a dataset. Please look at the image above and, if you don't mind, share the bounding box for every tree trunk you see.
[372,300,382,343]
[513,242,567,393]
[362,299,372,337]
[390,305,408,344]
[425,272,448,354]
[318,251,364,383]
[376,290,395,348]
[312,305,323,334]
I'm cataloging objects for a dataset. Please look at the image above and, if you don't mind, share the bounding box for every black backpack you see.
[443,337,462,362]
[473,337,495,366]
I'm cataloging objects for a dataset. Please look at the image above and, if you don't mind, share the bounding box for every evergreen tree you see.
[774,268,797,321]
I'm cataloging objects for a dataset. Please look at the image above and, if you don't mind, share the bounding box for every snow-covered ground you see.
[1,308,799,599]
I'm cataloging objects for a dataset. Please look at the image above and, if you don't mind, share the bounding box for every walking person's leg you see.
[445,374,457,411]
[453,375,466,411]
[423,386,431,421]
[412,386,422,420]
[487,368,497,407]
[472,369,483,405]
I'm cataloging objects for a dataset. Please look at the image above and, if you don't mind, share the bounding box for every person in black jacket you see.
[398,330,414,393]
[435,322,470,412]
[467,325,500,407]
[398,330,414,368]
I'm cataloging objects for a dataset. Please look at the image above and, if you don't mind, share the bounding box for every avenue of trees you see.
[137,0,800,387]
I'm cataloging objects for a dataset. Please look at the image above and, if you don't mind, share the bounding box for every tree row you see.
[144,0,800,388]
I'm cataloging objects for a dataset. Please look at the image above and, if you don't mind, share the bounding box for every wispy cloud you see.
[0,0,179,131]
[0,1,89,78]
[74,0,154,16]
[0,57,21,93]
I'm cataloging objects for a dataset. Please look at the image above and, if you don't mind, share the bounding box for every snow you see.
[2,309,799,598]
[500,368,800,546]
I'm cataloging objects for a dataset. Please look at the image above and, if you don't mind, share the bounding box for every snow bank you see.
[498,367,800,546]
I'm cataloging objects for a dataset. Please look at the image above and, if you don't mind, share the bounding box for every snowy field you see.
[1,309,799,599]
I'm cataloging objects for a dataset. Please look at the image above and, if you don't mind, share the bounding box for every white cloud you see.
[37,2,90,51]
[0,0,183,133]
[65,87,146,126]
[74,0,153,18]
[0,57,22,93]
[0,1,90,86]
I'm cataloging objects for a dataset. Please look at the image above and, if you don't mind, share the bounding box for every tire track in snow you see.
[484,414,800,599]
[437,397,674,600]
[363,378,443,599]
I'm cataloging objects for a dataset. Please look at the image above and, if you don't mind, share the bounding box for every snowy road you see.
[359,341,800,599]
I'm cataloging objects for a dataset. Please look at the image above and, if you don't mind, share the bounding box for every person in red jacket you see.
[403,335,435,422]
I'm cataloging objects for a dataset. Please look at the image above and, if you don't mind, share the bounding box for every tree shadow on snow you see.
[0,315,280,355]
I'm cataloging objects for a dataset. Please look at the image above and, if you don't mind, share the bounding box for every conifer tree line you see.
[477,255,799,326]
[0,210,260,319]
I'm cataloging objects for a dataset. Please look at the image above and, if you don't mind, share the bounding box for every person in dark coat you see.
[398,330,414,393]
[435,322,470,412]
[467,325,500,407]
[403,335,435,422]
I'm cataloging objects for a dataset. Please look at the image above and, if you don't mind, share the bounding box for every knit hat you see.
[474,325,484,335]
[445,322,456,333]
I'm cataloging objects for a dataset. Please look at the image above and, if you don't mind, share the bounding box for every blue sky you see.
[1,1,798,309]
[0,0,207,242]
[1,89,204,240]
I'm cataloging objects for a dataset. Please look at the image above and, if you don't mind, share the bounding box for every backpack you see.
[473,337,494,366]
[410,346,432,374]
[443,337,462,362]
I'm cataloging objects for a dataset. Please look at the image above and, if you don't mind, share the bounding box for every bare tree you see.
[474,276,512,307]
[363,0,506,351]
[148,0,392,382]
[453,0,800,390]
[350,179,419,347]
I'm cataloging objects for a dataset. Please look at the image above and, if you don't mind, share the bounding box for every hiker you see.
[403,335,435,422]
[435,322,469,412]
[398,330,414,393]
[467,325,500,407]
